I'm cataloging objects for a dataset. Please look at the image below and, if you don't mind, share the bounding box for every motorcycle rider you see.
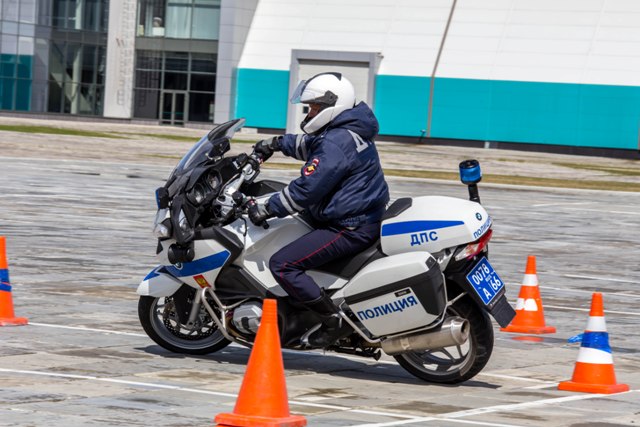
[248,72,390,347]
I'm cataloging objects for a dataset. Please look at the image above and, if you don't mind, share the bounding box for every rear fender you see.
[137,267,185,297]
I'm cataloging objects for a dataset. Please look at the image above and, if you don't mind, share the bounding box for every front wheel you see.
[138,292,230,355]
[394,295,494,384]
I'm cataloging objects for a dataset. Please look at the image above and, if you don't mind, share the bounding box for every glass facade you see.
[133,50,216,123]
[0,0,219,121]
[47,0,108,115]
[0,0,37,111]
[136,0,220,40]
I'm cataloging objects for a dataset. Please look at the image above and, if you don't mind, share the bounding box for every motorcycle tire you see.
[394,295,494,384]
[138,295,230,355]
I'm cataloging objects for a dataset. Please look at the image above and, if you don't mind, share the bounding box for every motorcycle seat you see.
[313,241,384,280]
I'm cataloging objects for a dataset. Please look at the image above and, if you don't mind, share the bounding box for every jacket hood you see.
[327,102,379,140]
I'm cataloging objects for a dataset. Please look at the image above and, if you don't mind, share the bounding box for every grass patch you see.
[124,133,259,144]
[125,132,199,142]
[553,162,640,176]
[0,124,122,138]
[383,168,640,192]
[143,154,182,160]
[264,164,640,191]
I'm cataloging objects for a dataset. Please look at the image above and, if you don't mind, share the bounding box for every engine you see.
[230,301,263,335]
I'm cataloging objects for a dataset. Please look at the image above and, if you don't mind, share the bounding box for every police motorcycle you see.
[137,118,516,384]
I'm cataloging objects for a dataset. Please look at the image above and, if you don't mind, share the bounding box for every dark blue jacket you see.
[268,102,390,227]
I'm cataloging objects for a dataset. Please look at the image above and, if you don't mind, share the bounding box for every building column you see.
[104,0,137,118]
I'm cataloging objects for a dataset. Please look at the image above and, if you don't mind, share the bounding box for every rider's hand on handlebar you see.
[253,136,281,162]
[248,199,274,227]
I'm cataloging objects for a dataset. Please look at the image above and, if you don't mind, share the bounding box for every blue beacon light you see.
[459,159,482,203]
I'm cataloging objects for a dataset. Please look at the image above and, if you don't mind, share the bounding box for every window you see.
[137,0,220,40]
[52,0,107,32]
[47,41,107,115]
[133,50,216,122]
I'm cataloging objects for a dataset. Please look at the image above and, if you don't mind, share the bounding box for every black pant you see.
[269,223,380,302]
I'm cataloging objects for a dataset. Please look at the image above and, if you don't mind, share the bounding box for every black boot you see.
[302,290,352,348]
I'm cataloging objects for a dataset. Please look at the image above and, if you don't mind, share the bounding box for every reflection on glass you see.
[137,0,220,40]
[133,50,217,123]
[134,88,160,118]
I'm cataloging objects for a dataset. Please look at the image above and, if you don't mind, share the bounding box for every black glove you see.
[253,136,281,161]
[248,200,274,226]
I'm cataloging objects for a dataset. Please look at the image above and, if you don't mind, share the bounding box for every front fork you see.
[185,288,203,327]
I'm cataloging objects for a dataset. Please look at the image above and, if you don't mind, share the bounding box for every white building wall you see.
[214,0,259,124]
[437,0,640,86]
[238,0,454,77]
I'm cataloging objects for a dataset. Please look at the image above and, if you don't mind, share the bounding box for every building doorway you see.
[160,91,187,125]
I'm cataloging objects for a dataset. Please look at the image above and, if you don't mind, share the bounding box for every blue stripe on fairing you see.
[581,331,612,354]
[0,269,8,284]
[0,283,11,292]
[381,220,464,237]
[143,269,160,280]
[164,250,231,278]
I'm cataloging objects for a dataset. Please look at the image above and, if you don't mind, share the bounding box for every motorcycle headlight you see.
[178,209,190,232]
[153,222,171,239]
[153,209,172,238]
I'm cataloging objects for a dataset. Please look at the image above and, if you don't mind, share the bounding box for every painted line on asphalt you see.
[29,322,148,337]
[348,391,638,427]
[352,418,522,427]
[15,323,639,425]
[541,285,640,298]
[8,364,634,427]
[531,202,591,208]
[557,207,640,216]
[0,368,419,420]
[560,274,639,286]
[543,305,640,316]
[27,321,568,388]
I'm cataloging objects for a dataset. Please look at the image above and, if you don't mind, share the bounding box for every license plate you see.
[466,257,505,305]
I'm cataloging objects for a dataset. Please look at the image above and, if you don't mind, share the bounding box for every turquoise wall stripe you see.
[374,75,430,137]
[431,77,640,150]
[235,68,289,128]
[234,69,639,150]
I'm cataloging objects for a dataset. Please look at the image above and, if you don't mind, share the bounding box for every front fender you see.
[137,267,184,297]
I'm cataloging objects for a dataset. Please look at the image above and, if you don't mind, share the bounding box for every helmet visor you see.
[290,80,307,104]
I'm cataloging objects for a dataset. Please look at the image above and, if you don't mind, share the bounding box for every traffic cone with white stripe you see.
[0,236,28,326]
[500,255,555,334]
[558,292,629,394]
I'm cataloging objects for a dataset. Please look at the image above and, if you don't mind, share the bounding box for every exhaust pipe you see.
[381,317,469,356]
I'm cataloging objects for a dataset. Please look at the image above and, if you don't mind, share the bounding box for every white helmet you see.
[290,72,356,134]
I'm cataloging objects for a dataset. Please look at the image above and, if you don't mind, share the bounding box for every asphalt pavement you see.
[0,116,639,426]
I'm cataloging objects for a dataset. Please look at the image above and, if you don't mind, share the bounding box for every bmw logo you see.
[476,212,482,221]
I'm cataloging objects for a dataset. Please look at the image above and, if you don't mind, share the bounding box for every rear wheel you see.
[394,295,493,384]
[138,290,230,355]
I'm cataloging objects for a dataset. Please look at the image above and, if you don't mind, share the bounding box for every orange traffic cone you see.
[0,236,28,326]
[215,299,306,427]
[558,292,629,394]
[500,255,555,334]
